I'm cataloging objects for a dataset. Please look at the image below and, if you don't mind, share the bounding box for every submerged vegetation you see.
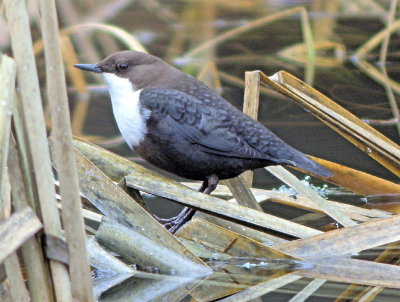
[1,0,400,301]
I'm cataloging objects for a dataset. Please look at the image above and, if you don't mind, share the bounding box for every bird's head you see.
[74,50,168,90]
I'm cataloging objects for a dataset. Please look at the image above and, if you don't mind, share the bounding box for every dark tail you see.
[287,149,333,178]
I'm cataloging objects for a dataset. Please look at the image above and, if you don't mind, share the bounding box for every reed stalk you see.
[39,0,94,299]
[4,0,72,299]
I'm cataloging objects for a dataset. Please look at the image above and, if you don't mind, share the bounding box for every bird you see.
[74,50,332,232]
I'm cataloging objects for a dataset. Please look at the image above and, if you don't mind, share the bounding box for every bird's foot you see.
[155,175,219,233]
[155,207,196,234]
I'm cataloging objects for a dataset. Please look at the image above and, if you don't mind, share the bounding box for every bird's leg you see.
[155,207,193,223]
[203,174,219,195]
[158,174,219,233]
[155,180,207,224]
[161,181,207,233]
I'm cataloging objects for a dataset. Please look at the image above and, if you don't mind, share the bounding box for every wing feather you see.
[141,88,273,160]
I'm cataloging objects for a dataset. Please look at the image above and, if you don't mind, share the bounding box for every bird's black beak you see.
[74,64,102,73]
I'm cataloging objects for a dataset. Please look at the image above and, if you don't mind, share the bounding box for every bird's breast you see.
[103,72,151,148]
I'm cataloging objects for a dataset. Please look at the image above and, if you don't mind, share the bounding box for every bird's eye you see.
[116,63,129,72]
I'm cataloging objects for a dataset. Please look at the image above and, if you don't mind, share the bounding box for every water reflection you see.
[95,257,305,301]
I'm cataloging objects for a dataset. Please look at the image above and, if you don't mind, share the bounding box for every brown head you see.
[74,50,179,90]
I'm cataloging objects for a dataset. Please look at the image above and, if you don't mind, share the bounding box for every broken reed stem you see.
[242,71,260,186]
[219,274,302,302]
[224,175,262,211]
[288,278,326,302]
[10,102,39,213]
[264,70,400,175]
[240,69,355,227]
[1,174,30,302]
[125,174,322,238]
[335,240,400,301]
[266,166,356,227]
[4,253,30,302]
[276,214,400,259]
[0,57,30,302]
[0,207,42,264]
[223,71,262,215]
[96,217,210,275]
[4,0,72,300]
[0,55,15,187]
[39,0,94,300]
[379,0,400,137]
[8,138,54,302]
[71,145,207,266]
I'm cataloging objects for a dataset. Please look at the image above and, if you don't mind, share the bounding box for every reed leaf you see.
[262,71,400,176]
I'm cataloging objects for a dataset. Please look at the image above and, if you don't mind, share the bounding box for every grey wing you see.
[140,88,276,161]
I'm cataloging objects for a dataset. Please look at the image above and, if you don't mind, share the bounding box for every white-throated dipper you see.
[75,50,332,232]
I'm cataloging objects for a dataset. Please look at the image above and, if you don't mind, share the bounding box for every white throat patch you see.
[102,73,150,148]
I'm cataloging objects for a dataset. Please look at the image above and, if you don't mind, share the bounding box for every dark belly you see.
[133,132,271,181]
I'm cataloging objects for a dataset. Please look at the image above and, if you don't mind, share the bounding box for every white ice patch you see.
[102,73,150,148]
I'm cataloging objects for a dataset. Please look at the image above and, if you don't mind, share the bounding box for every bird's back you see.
[143,70,331,178]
